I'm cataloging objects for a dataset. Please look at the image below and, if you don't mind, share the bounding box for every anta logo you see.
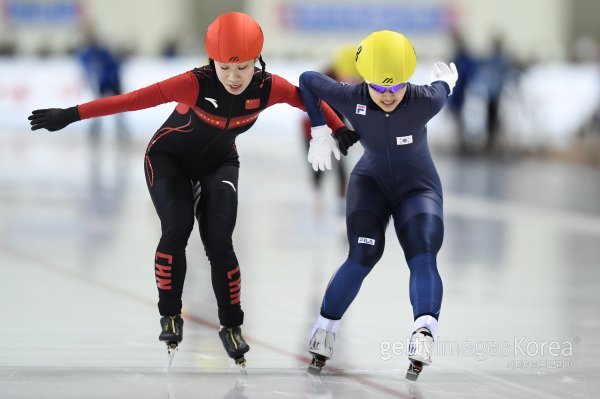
[222,180,236,192]
[356,104,367,115]
[229,56,239,62]
[396,135,413,145]
[382,77,394,84]
[358,237,375,246]
[204,97,218,108]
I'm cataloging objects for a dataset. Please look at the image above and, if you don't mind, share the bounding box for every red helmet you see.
[205,12,264,63]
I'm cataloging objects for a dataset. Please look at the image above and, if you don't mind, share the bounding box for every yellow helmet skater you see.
[355,30,417,85]
[331,44,361,81]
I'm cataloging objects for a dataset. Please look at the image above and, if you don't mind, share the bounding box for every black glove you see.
[28,106,81,132]
[334,126,359,156]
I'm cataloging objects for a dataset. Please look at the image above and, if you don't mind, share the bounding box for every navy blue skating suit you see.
[299,72,450,322]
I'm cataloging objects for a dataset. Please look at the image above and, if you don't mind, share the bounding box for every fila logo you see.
[356,104,367,115]
[358,237,375,246]
[397,135,413,145]
[204,97,218,108]
[382,77,394,84]
[229,56,239,62]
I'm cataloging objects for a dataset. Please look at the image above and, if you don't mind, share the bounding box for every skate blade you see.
[307,355,326,375]
[166,343,178,370]
[405,369,419,381]
[234,356,246,369]
[405,361,423,381]
[307,364,323,375]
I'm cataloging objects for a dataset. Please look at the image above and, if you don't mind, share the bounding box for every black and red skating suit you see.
[77,65,343,181]
[77,65,343,327]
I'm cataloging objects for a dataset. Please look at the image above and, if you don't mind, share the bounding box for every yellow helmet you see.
[331,45,361,80]
[354,30,417,85]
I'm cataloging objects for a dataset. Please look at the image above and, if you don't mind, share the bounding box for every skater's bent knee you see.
[398,213,443,260]
[347,211,386,267]
[348,241,384,267]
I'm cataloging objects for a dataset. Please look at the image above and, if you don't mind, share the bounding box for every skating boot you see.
[219,326,250,368]
[307,328,335,375]
[406,327,433,381]
[159,315,183,368]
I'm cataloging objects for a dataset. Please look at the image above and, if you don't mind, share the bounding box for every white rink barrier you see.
[1,57,598,149]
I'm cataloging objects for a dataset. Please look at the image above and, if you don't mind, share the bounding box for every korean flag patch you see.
[396,135,413,145]
[356,104,367,115]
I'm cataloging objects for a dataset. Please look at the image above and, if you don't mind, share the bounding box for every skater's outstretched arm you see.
[299,71,356,127]
[298,71,359,170]
[265,73,355,171]
[28,72,200,132]
[265,73,344,133]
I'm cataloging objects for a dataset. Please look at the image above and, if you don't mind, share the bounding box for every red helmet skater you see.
[205,12,264,63]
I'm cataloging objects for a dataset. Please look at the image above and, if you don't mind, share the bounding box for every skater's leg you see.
[145,154,194,319]
[197,164,244,328]
[393,191,443,378]
[320,174,390,320]
[319,210,384,319]
[309,209,385,370]
[197,164,249,365]
[308,175,390,373]
[393,191,444,324]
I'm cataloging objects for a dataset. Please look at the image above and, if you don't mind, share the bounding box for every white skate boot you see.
[307,328,335,375]
[406,327,434,381]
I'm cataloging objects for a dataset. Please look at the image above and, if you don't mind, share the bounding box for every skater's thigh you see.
[392,191,444,260]
[346,173,391,223]
[393,190,443,226]
[199,163,239,194]
[345,174,391,266]
[196,164,239,242]
[146,154,195,231]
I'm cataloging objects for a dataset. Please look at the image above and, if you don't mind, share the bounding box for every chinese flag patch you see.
[245,98,260,109]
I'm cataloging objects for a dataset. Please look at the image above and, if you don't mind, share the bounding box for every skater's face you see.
[367,83,407,112]
[214,59,256,95]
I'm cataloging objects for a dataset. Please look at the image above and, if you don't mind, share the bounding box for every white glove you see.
[307,125,341,172]
[430,62,458,95]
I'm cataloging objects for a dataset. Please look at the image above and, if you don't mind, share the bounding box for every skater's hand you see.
[334,126,359,156]
[308,125,341,171]
[28,106,81,132]
[430,62,458,95]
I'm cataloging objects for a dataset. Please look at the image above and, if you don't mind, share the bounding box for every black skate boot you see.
[218,326,250,368]
[159,315,184,355]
